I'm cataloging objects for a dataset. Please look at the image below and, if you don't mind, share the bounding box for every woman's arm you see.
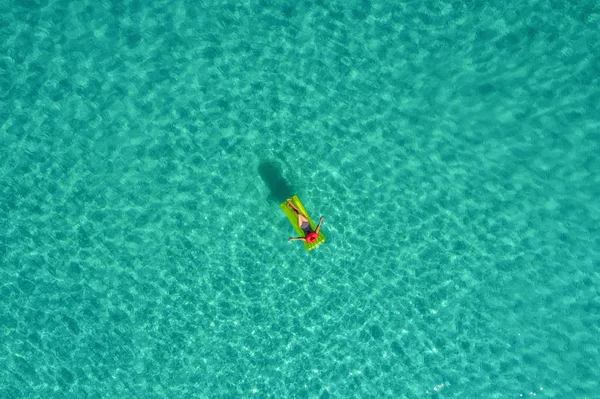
[288,237,306,242]
[315,216,324,234]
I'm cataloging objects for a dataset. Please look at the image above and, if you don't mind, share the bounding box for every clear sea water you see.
[1,0,599,398]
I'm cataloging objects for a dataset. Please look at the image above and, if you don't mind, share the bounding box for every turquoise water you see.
[2,0,599,397]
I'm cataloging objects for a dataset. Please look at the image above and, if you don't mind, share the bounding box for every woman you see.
[286,198,324,243]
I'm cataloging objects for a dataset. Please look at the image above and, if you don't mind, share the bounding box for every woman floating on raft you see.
[285,198,324,243]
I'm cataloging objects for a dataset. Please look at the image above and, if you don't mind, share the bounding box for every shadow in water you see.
[258,161,294,204]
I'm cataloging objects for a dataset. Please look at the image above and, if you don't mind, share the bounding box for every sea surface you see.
[1,0,599,398]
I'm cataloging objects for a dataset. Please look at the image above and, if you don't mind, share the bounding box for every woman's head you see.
[306,232,318,243]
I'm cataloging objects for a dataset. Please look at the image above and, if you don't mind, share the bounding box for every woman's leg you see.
[287,199,308,227]
[286,199,301,215]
